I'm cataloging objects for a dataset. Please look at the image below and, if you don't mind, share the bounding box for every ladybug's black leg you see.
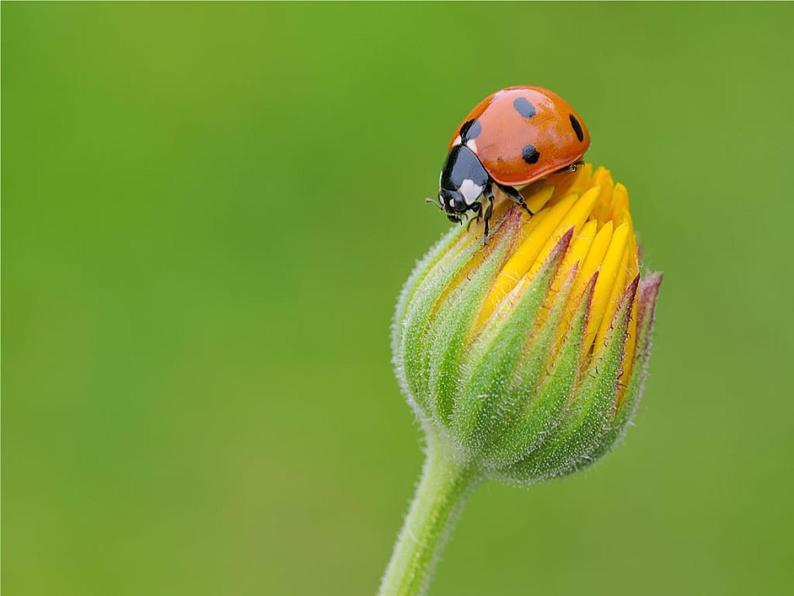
[483,184,495,244]
[496,183,534,216]
[466,202,482,232]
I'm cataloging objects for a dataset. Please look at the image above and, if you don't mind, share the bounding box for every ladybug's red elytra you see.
[436,86,590,241]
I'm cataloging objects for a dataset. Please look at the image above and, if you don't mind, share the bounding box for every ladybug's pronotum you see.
[436,86,590,241]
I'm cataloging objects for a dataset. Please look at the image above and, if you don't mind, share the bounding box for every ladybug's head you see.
[438,145,490,224]
[438,187,466,222]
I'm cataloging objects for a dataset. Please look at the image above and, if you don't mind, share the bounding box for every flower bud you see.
[393,165,661,485]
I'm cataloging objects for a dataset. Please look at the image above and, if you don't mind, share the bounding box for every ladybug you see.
[436,86,590,240]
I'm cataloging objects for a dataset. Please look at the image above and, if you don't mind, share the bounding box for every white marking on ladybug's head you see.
[459,179,484,205]
[452,135,462,147]
[466,139,478,153]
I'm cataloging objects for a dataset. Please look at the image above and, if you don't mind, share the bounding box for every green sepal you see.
[393,226,462,354]
[398,230,479,415]
[396,212,515,418]
[451,231,572,455]
[579,271,662,468]
[510,264,579,406]
[483,269,594,471]
[428,218,518,425]
[504,276,639,483]
[393,225,464,411]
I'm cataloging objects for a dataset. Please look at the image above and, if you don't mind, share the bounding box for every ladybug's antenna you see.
[425,197,442,210]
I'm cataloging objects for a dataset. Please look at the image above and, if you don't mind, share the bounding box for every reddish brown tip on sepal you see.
[547,226,575,267]
[637,271,663,328]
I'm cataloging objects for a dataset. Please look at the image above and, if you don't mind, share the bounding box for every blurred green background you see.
[4,3,794,595]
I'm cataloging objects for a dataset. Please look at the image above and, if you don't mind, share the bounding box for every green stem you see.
[379,436,479,596]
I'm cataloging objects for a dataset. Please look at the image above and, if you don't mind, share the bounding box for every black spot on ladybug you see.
[522,144,540,164]
[460,119,481,141]
[569,114,584,142]
[513,97,536,118]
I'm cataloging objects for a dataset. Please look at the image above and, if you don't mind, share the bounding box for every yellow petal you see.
[616,238,640,400]
[616,290,639,407]
[478,193,578,326]
[546,163,593,206]
[524,185,555,214]
[558,219,598,288]
[591,167,615,225]
[610,183,630,220]
[552,219,598,343]
[594,248,629,354]
[525,186,601,281]
[567,163,594,196]
[584,222,629,352]
[572,220,613,304]
[557,221,613,344]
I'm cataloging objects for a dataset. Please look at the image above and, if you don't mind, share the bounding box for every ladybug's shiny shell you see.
[449,86,590,187]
